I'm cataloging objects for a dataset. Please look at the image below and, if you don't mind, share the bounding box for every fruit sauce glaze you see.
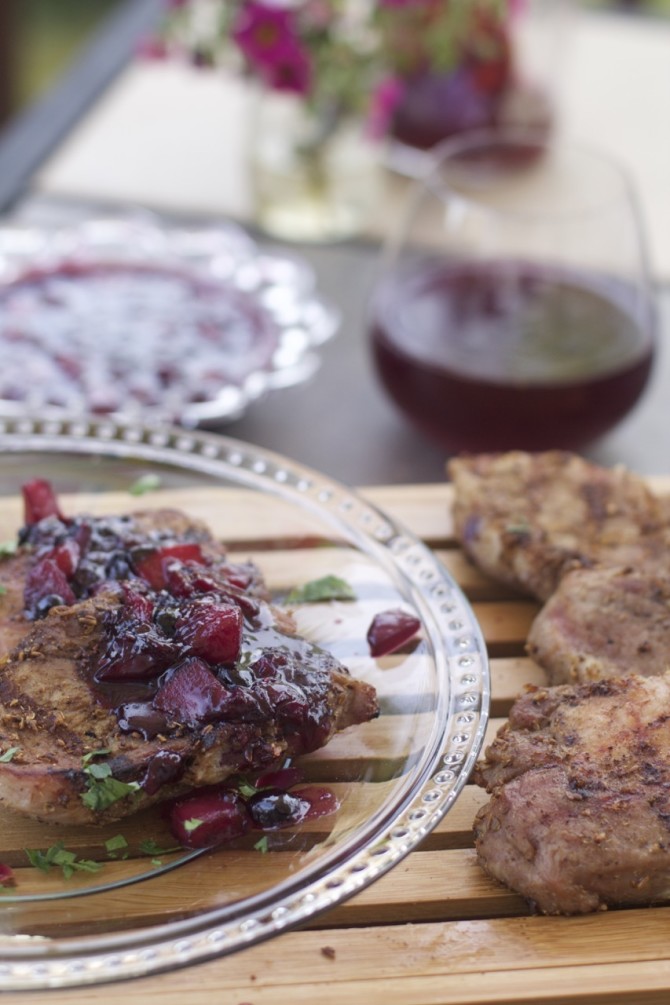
[0,261,278,417]
[16,480,366,848]
[371,259,655,453]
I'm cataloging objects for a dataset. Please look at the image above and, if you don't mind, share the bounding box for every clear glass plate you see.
[0,216,339,425]
[0,416,489,989]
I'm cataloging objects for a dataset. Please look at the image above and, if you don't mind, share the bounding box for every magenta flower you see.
[366,75,406,138]
[232,2,313,94]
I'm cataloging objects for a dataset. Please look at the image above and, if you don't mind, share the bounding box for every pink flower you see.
[232,2,312,94]
[366,75,406,138]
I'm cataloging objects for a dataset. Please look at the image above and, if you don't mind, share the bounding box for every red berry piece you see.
[121,581,155,622]
[21,479,66,525]
[95,625,177,682]
[133,543,205,591]
[175,600,243,664]
[24,556,76,618]
[153,657,233,725]
[0,862,15,887]
[169,788,250,848]
[46,539,81,578]
[366,608,421,657]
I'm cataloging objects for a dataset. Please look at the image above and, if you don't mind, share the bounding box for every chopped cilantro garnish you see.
[105,835,129,858]
[129,473,162,497]
[237,781,260,800]
[183,818,203,833]
[0,746,19,763]
[80,752,140,812]
[254,836,269,854]
[25,843,102,880]
[286,575,356,604]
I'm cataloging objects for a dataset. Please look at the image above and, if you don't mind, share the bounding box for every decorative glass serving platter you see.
[0,417,489,989]
[0,217,338,425]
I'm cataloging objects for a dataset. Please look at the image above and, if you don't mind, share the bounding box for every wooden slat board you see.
[2,480,670,1004]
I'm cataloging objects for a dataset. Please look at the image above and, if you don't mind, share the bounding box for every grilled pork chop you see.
[527,565,670,684]
[448,451,669,600]
[474,674,670,914]
[0,482,379,825]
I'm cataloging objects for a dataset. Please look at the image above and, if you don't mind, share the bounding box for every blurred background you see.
[0,0,123,126]
[1,0,668,130]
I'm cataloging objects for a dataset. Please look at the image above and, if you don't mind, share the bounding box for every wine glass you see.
[369,127,657,454]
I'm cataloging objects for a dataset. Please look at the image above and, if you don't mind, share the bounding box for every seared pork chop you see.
[448,451,669,600]
[0,483,379,825]
[527,566,670,684]
[474,674,670,914]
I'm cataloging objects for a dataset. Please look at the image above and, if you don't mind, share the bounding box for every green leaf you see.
[183,818,203,833]
[81,775,140,813]
[105,835,129,858]
[81,752,140,812]
[0,540,17,558]
[25,843,102,879]
[254,836,269,854]
[128,473,162,497]
[237,780,260,800]
[0,746,19,763]
[286,575,356,604]
[0,585,7,596]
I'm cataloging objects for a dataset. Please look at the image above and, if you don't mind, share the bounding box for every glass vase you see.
[249,89,383,243]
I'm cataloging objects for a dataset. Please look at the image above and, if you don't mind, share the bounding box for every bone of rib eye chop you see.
[527,565,670,686]
[448,451,670,601]
[474,673,670,915]
[0,480,379,825]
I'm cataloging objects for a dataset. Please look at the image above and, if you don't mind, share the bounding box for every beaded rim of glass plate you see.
[0,216,340,425]
[0,416,490,990]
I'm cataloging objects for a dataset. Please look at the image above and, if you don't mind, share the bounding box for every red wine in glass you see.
[370,259,655,454]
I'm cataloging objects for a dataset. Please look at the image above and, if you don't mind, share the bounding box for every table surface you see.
[2,8,670,1003]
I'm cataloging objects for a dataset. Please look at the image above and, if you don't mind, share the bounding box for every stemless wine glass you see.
[369,128,657,453]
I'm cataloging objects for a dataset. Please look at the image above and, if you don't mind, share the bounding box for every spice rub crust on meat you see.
[474,674,670,915]
[448,451,669,601]
[527,566,670,685]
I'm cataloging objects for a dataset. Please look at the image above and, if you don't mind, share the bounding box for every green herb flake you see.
[105,834,129,858]
[0,540,17,558]
[0,746,19,763]
[183,818,203,833]
[237,780,260,800]
[80,752,140,812]
[25,843,102,880]
[286,575,356,605]
[129,473,162,497]
[0,585,7,596]
[254,836,269,854]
